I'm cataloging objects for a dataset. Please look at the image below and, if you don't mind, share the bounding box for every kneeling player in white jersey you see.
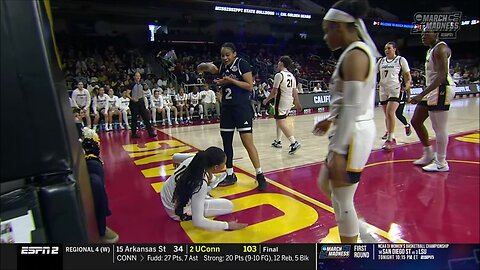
[263,56,302,154]
[313,0,379,243]
[377,42,412,150]
[160,147,247,231]
[410,31,455,172]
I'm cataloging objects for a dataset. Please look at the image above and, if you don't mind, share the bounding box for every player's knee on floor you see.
[332,184,359,237]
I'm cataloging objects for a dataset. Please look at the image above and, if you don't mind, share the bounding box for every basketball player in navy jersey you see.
[197,43,268,191]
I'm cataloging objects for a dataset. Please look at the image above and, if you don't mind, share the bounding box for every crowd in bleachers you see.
[63,37,479,132]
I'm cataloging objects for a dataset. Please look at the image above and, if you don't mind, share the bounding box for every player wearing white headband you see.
[313,0,379,243]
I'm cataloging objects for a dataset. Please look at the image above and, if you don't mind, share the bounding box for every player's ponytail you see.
[172,147,225,220]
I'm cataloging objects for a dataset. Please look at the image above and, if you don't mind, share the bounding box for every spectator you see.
[313,82,322,92]
[453,68,462,85]
[200,85,217,119]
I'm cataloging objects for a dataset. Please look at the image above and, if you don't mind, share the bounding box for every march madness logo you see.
[411,12,462,39]
[319,245,351,259]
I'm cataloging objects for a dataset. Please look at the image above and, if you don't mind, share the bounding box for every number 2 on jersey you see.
[225,88,232,99]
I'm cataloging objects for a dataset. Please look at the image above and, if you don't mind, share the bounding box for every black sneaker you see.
[256,173,268,191]
[271,140,282,148]
[288,141,301,155]
[218,173,237,187]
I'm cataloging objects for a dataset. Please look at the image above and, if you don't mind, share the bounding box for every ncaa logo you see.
[21,246,59,255]
[231,65,238,72]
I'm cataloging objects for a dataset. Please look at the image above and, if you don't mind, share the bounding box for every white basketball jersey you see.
[162,94,173,106]
[95,94,109,110]
[176,93,188,106]
[119,97,130,110]
[189,92,200,106]
[425,41,454,87]
[274,69,296,101]
[108,95,119,109]
[330,41,376,121]
[378,56,410,89]
[72,89,90,107]
[144,89,152,102]
[152,96,163,108]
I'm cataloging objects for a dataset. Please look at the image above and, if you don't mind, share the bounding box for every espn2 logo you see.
[20,246,59,255]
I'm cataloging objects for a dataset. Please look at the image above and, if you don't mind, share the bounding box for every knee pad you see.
[331,184,359,237]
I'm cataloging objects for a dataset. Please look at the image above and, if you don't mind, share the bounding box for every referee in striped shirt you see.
[127,72,156,138]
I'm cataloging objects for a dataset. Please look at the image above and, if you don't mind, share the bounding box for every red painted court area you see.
[100,129,479,243]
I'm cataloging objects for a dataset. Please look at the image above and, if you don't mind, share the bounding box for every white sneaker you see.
[119,124,125,129]
[413,152,435,166]
[209,173,228,190]
[422,160,449,172]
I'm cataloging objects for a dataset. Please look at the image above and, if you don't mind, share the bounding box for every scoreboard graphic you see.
[2,243,478,270]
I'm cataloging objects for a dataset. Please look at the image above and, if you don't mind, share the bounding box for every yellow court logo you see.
[455,132,480,143]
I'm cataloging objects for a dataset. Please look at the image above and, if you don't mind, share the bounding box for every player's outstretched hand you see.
[227,220,248,230]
